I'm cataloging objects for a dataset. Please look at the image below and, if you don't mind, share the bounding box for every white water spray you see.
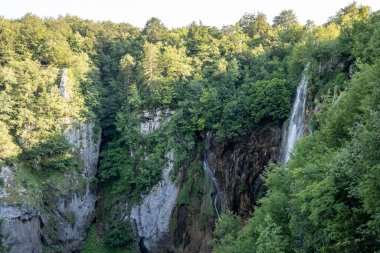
[204,132,228,219]
[281,65,309,165]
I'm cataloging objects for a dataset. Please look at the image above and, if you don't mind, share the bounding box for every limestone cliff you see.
[125,109,179,252]
[0,69,101,253]
[41,122,101,251]
[0,122,101,253]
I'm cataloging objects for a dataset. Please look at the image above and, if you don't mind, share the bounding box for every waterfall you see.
[281,66,309,165]
[204,132,227,219]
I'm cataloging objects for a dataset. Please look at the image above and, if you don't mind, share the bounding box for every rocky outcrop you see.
[41,122,101,251]
[171,192,215,253]
[0,164,42,253]
[206,127,281,219]
[0,205,42,253]
[170,127,281,253]
[59,68,70,100]
[126,109,178,252]
[40,70,101,251]
[129,151,178,252]
[0,66,101,252]
[140,109,173,135]
[0,124,100,253]
[0,166,15,200]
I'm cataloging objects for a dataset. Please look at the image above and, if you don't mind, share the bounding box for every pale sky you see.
[1,0,380,28]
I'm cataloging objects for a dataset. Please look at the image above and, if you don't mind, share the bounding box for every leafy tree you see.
[273,10,298,29]
[119,54,136,87]
[160,45,192,80]
[104,223,135,248]
[210,211,242,252]
[141,42,161,85]
[329,2,370,27]
[255,215,287,253]
[0,122,21,161]
[239,12,271,41]
[23,134,76,171]
[248,78,291,124]
[128,83,142,109]
[143,17,168,43]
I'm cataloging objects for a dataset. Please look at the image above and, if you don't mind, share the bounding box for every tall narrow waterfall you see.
[204,132,227,219]
[281,66,309,165]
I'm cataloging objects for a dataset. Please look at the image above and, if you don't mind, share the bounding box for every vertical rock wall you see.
[129,151,178,252]
[42,122,101,251]
[0,68,101,252]
[171,127,282,253]
[206,127,281,219]
[0,205,42,253]
[127,109,179,252]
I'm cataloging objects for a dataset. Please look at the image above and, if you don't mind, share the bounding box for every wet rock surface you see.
[206,127,281,219]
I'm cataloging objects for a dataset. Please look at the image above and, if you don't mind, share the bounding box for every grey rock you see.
[129,150,178,252]
[0,122,101,252]
[0,205,42,253]
[59,68,70,100]
[128,110,178,252]
[50,122,101,251]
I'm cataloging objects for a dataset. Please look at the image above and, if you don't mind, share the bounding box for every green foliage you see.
[273,10,298,29]
[177,163,204,205]
[104,223,136,249]
[210,5,380,252]
[82,224,134,253]
[23,134,77,171]
[249,78,291,123]
[1,3,379,252]
[210,211,242,252]
[253,215,287,253]
[99,108,168,202]
[239,12,271,41]
[329,3,370,27]
[143,17,168,43]
[63,211,76,225]
[212,56,380,253]
[0,121,20,162]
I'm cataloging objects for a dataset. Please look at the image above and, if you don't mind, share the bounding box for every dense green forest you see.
[0,2,379,252]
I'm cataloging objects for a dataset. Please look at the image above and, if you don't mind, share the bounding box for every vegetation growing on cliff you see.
[0,15,106,215]
[94,7,308,248]
[212,4,380,253]
[0,2,379,252]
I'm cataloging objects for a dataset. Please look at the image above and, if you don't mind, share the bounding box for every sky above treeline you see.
[2,0,380,28]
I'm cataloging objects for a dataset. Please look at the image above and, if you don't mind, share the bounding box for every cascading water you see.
[204,132,228,219]
[281,65,309,165]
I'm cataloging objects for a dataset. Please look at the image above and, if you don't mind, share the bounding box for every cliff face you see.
[170,126,282,252]
[128,150,178,252]
[0,69,101,253]
[41,122,101,251]
[0,122,101,253]
[0,205,42,253]
[206,127,281,219]
[124,109,179,252]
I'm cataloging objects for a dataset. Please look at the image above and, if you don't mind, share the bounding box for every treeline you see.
[211,4,380,253]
